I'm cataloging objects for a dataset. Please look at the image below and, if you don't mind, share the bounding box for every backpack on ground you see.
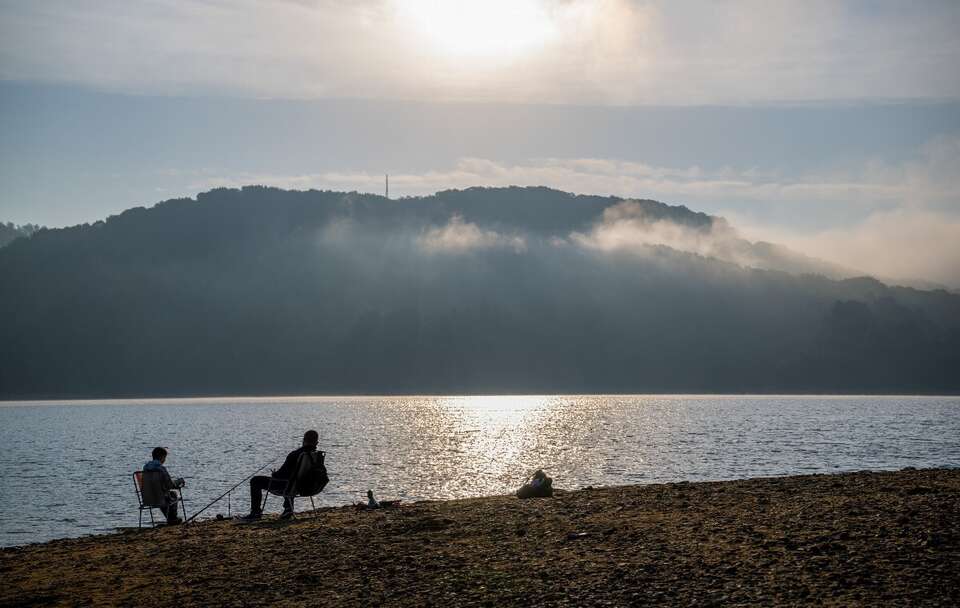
[517,469,553,499]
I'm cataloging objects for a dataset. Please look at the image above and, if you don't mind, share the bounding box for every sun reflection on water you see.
[419,395,568,496]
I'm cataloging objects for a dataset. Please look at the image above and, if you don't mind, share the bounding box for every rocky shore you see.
[2,468,958,607]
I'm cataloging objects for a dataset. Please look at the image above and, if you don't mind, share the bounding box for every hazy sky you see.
[1,0,959,285]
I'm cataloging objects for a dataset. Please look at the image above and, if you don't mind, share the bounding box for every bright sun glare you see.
[398,0,557,59]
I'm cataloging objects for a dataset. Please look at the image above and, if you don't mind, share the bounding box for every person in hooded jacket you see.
[143,447,185,524]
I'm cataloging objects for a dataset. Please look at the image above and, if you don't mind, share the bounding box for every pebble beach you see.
[2,468,958,607]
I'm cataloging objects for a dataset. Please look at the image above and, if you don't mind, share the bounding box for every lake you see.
[1,395,958,547]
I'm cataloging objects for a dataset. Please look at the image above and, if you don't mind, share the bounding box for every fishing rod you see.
[184,456,280,524]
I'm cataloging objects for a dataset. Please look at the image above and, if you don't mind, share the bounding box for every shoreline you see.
[3,468,959,606]
[3,393,959,406]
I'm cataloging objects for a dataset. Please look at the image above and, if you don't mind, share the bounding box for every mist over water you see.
[1,395,958,547]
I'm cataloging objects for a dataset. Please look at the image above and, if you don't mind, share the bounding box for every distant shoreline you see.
[3,391,960,404]
[4,468,958,606]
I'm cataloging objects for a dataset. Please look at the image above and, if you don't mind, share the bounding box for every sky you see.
[1,0,959,286]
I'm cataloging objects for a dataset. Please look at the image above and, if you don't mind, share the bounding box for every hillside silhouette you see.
[1,186,958,397]
[0,222,42,249]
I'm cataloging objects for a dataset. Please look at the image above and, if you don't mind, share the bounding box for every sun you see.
[397,0,558,60]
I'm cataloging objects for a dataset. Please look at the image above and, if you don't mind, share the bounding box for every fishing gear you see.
[184,456,280,524]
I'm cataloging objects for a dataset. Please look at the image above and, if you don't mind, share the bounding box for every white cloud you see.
[725,135,960,286]
[733,207,960,288]
[418,215,526,254]
[800,209,960,287]
[566,200,857,280]
[570,199,731,256]
[2,1,959,104]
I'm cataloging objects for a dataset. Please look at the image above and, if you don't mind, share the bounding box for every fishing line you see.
[184,456,280,523]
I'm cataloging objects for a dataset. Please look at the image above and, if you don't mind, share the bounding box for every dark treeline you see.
[0,222,43,249]
[1,186,958,397]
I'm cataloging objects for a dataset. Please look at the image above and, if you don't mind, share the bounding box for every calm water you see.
[1,395,958,547]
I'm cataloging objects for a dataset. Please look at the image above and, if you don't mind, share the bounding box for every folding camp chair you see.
[133,470,185,527]
[261,450,328,518]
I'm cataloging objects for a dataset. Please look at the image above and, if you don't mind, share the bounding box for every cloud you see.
[570,200,719,254]
[418,215,526,254]
[567,200,856,280]
[2,1,959,104]
[569,200,751,268]
[735,208,960,288]
[725,135,960,287]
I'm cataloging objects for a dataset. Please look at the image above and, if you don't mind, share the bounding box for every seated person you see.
[143,447,185,524]
[243,430,322,520]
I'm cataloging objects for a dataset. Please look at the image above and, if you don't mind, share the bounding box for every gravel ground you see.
[2,468,958,607]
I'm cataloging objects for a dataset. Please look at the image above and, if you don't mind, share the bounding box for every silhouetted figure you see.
[143,447,185,524]
[517,469,553,499]
[243,430,322,520]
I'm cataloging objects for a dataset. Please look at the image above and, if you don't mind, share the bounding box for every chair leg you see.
[139,509,143,529]
[149,508,155,527]
[310,496,316,514]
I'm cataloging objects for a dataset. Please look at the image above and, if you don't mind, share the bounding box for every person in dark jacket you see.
[243,430,320,520]
[143,447,185,524]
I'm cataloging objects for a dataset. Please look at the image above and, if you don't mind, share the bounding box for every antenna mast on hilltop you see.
[385,174,389,199]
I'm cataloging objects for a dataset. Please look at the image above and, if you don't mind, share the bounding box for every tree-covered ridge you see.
[0,222,43,248]
[1,186,957,397]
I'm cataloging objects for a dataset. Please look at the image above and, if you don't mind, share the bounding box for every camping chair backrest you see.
[139,469,167,507]
[288,450,328,497]
[133,471,144,506]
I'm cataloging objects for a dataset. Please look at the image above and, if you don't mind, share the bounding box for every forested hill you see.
[0,222,42,249]
[1,186,958,397]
